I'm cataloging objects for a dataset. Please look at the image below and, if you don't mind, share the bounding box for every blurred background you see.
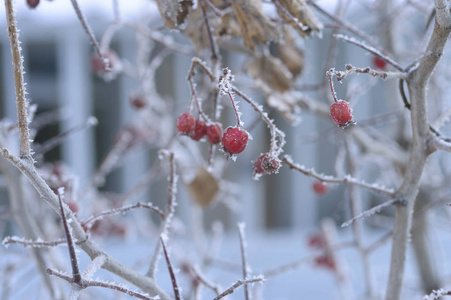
[1,0,451,299]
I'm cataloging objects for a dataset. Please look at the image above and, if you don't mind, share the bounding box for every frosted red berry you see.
[330,100,354,127]
[314,255,335,270]
[313,180,328,195]
[206,123,222,144]
[176,113,196,135]
[253,153,280,175]
[373,56,387,70]
[130,95,146,109]
[221,127,249,155]
[27,0,39,8]
[308,234,325,249]
[191,120,207,141]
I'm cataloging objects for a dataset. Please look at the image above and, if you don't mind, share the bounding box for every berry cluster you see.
[176,113,226,146]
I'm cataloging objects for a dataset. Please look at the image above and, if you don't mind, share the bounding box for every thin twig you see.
[84,201,165,230]
[237,223,250,300]
[309,1,379,47]
[34,117,98,158]
[232,88,285,156]
[160,237,182,300]
[364,231,392,255]
[147,151,177,278]
[200,0,219,61]
[282,155,395,197]
[213,277,264,300]
[2,236,67,248]
[329,64,406,82]
[47,268,157,300]
[58,191,81,284]
[334,34,404,71]
[4,0,31,159]
[70,0,108,69]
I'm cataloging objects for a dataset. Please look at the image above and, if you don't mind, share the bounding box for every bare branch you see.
[160,237,182,300]
[69,0,107,68]
[237,223,250,300]
[47,268,158,300]
[341,199,398,228]
[58,191,81,284]
[213,277,265,300]
[328,64,406,82]
[2,236,67,248]
[4,0,31,159]
[84,201,165,230]
[281,155,395,197]
[335,34,404,71]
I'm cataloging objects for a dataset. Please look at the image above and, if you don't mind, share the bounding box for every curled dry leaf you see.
[246,54,292,93]
[230,0,278,49]
[156,0,193,29]
[274,27,305,78]
[267,91,302,125]
[187,168,220,207]
[274,0,323,37]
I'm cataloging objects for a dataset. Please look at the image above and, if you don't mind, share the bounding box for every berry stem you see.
[226,90,242,128]
[232,88,285,156]
[327,69,339,103]
[5,0,31,160]
[187,58,215,122]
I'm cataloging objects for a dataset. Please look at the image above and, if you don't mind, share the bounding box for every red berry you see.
[221,127,249,155]
[130,95,146,109]
[373,56,387,70]
[176,113,196,135]
[314,255,335,270]
[27,0,39,8]
[308,234,325,249]
[330,100,354,127]
[313,180,328,195]
[90,50,117,73]
[191,120,207,141]
[253,153,280,175]
[206,123,222,144]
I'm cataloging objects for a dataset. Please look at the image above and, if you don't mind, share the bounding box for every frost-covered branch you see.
[84,201,165,230]
[69,0,107,69]
[58,190,81,284]
[2,236,67,248]
[237,223,250,300]
[328,64,406,82]
[213,277,264,300]
[341,199,398,228]
[233,88,285,156]
[281,155,395,197]
[46,268,158,300]
[334,34,404,71]
[4,0,31,159]
[0,148,170,299]
[160,236,182,300]
[147,151,178,278]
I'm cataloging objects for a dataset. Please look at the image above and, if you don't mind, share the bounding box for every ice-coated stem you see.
[4,0,31,159]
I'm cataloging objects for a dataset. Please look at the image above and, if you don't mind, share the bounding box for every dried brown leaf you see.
[274,0,323,37]
[188,168,219,207]
[156,0,193,29]
[246,55,292,93]
[230,0,278,49]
